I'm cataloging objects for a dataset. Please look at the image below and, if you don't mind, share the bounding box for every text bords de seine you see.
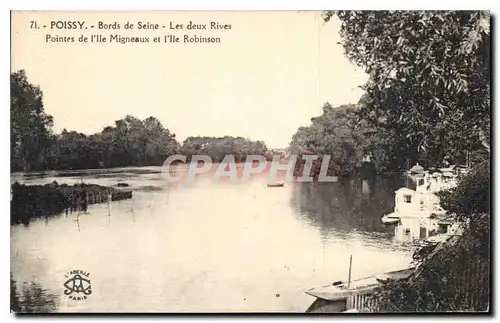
[45,21,231,44]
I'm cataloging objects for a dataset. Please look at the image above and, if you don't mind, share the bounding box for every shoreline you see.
[10,181,132,225]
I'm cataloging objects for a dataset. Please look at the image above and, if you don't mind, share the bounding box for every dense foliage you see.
[180,136,269,163]
[289,103,399,176]
[46,115,179,170]
[324,11,490,169]
[438,160,490,221]
[11,70,54,172]
[321,10,491,312]
[289,104,362,176]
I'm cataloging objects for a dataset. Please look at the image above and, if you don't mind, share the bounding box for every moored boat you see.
[381,212,400,224]
[305,267,414,313]
[415,234,451,248]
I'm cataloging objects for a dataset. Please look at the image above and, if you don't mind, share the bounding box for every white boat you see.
[381,212,400,224]
[305,267,414,312]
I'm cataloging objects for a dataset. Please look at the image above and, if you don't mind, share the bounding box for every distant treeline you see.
[180,136,269,163]
[11,70,270,172]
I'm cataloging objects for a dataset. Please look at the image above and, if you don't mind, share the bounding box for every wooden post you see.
[347,255,353,288]
[107,191,111,216]
[347,254,353,310]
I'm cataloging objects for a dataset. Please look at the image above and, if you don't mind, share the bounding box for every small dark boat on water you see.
[267,183,284,187]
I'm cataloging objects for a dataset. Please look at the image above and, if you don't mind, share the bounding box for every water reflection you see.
[11,169,413,312]
[290,177,406,240]
[393,216,448,244]
[11,276,58,313]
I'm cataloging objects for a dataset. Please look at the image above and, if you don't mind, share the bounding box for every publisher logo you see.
[63,269,91,300]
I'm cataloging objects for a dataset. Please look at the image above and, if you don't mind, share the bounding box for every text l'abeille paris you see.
[43,20,231,44]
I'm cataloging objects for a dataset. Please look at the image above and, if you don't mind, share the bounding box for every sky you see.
[11,11,368,148]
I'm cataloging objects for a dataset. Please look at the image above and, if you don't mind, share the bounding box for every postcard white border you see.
[2,1,498,322]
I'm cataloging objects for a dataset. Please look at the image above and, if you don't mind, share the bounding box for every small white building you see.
[390,165,461,243]
[394,187,441,218]
[391,185,457,242]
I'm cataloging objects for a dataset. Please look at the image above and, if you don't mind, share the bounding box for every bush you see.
[438,161,490,221]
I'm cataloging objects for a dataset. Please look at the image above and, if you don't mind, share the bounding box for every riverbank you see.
[10,181,132,225]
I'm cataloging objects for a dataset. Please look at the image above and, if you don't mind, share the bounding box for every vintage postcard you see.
[10,10,490,313]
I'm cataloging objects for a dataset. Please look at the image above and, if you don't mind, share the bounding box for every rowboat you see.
[305,267,414,313]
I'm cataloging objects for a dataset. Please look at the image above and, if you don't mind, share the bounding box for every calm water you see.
[11,165,415,312]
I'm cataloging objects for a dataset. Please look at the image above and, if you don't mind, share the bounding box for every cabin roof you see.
[410,163,424,170]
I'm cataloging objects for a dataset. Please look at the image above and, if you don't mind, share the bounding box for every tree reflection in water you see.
[11,275,58,313]
[290,176,406,239]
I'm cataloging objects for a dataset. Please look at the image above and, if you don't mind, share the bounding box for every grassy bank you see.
[11,181,132,225]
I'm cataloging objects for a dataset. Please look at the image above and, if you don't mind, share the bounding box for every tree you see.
[438,160,490,222]
[289,103,390,176]
[322,11,492,312]
[326,11,490,168]
[53,130,94,169]
[47,116,179,170]
[180,136,268,163]
[11,70,54,171]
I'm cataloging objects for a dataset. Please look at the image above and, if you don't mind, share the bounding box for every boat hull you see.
[381,213,400,224]
[381,217,400,224]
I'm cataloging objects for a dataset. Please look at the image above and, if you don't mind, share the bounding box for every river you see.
[10,165,415,312]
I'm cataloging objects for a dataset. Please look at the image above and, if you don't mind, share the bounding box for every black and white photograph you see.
[9,9,491,314]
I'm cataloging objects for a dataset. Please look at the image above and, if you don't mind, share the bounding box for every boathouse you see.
[394,187,440,217]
